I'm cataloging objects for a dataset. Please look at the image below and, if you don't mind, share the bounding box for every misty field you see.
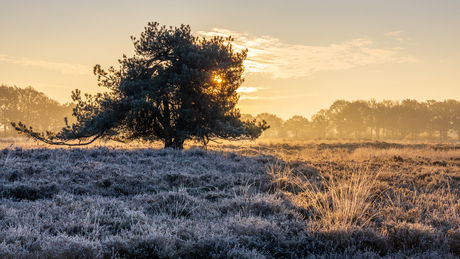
[1,139,460,258]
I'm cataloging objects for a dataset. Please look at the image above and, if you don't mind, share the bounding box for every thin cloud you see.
[386,31,415,45]
[197,29,418,79]
[395,37,415,45]
[239,94,307,100]
[236,86,265,93]
[387,31,403,36]
[0,54,91,75]
[397,56,418,63]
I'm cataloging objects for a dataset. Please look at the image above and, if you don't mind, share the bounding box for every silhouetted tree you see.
[240,113,255,122]
[256,113,286,138]
[53,103,76,132]
[1,85,74,137]
[310,109,330,138]
[423,100,438,140]
[13,22,268,148]
[398,99,427,140]
[378,100,398,139]
[0,85,19,136]
[341,100,369,138]
[367,99,385,140]
[285,115,310,138]
[328,99,350,138]
[19,87,59,132]
[430,99,459,141]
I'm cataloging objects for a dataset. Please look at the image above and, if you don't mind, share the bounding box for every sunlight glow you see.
[214,75,223,84]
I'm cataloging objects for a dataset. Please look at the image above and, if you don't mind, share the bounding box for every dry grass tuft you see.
[268,163,380,231]
[303,168,379,230]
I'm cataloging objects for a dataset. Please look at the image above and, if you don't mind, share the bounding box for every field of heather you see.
[1,139,460,258]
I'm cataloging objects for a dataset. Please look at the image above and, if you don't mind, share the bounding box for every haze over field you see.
[1,0,459,119]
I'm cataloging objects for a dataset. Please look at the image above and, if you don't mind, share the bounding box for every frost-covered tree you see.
[13,22,268,148]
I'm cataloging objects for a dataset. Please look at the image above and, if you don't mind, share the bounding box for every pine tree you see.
[13,22,268,148]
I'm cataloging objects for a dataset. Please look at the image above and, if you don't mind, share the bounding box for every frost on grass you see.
[1,142,460,258]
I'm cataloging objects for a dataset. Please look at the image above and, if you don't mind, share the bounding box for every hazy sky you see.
[1,0,459,119]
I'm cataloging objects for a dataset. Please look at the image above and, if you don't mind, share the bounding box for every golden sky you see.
[1,0,459,119]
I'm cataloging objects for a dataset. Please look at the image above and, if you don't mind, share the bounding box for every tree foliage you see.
[13,22,268,148]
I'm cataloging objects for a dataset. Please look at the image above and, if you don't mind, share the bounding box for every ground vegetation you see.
[1,139,460,258]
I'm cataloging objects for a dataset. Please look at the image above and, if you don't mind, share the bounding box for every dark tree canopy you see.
[13,22,268,148]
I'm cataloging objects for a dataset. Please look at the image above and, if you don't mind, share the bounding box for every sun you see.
[214,75,223,84]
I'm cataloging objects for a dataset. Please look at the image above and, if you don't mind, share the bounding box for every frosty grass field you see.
[1,138,460,258]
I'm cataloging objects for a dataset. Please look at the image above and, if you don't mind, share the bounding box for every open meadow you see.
[1,138,460,258]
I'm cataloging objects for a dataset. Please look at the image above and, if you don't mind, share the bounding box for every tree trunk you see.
[172,137,185,149]
[2,114,6,137]
[163,100,173,148]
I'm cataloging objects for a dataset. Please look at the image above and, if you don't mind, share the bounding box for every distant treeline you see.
[243,99,460,141]
[2,84,459,141]
[0,85,75,137]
